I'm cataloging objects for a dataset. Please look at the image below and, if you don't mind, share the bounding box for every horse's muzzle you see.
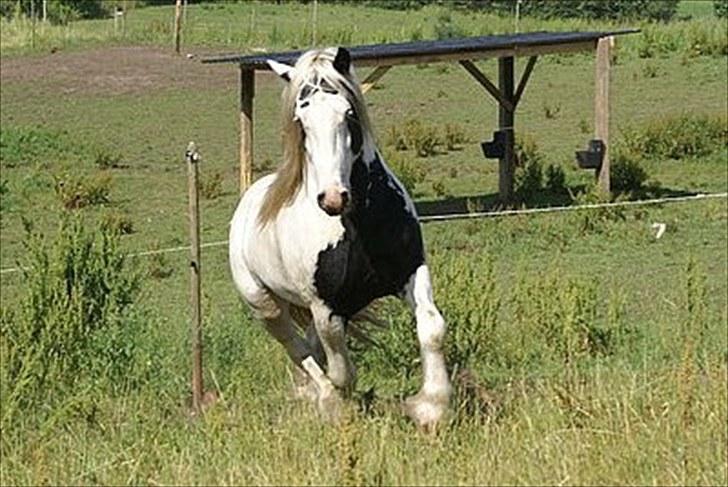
[317,189,350,216]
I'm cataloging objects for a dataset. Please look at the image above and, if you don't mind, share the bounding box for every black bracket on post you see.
[576,139,605,169]
[481,130,507,159]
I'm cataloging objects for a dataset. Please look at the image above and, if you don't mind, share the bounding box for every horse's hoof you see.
[404,392,448,431]
[318,389,345,423]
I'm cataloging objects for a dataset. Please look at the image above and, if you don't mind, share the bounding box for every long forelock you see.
[259,49,374,225]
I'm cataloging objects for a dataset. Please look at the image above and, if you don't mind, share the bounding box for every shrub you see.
[715,0,728,18]
[570,184,626,234]
[514,134,544,199]
[53,172,112,209]
[511,270,634,368]
[458,0,679,21]
[621,114,727,160]
[0,216,143,428]
[542,102,561,119]
[200,169,225,200]
[545,164,567,194]
[443,123,467,151]
[93,148,122,169]
[147,240,174,280]
[0,179,8,213]
[610,155,648,195]
[434,11,468,40]
[404,119,441,157]
[101,210,134,235]
[384,151,424,195]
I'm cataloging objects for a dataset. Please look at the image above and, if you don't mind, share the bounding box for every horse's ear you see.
[333,47,351,76]
[267,59,295,82]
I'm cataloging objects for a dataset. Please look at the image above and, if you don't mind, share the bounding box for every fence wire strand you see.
[1,192,725,276]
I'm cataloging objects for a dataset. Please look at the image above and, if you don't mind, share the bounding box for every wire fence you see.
[1,191,726,276]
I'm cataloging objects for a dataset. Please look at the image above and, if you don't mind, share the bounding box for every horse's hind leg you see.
[403,264,452,429]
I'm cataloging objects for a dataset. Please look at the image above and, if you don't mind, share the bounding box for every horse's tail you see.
[289,303,387,348]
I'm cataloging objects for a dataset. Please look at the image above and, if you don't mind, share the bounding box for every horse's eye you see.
[299,85,313,100]
[320,78,338,94]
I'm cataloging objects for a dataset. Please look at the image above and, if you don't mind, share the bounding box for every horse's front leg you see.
[310,302,356,415]
[403,264,452,429]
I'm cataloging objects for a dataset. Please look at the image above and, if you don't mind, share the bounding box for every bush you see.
[455,0,679,22]
[385,120,442,157]
[200,169,225,200]
[443,123,467,151]
[101,210,134,235]
[434,11,468,40]
[621,114,727,160]
[715,0,728,18]
[514,134,544,199]
[545,164,567,194]
[0,216,144,427]
[53,172,112,209]
[93,148,122,169]
[0,0,111,24]
[610,155,648,195]
[384,151,425,195]
[404,119,441,157]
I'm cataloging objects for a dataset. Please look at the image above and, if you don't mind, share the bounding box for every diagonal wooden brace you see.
[459,60,514,112]
[361,66,391,94]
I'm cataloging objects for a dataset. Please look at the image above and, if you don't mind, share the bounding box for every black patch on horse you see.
[346,110,363,155]
[313,154,424,318]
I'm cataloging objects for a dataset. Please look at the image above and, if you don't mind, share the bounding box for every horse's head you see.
[268,48,367,217]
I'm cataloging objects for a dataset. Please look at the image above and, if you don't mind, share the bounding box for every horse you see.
[229,47,451,428]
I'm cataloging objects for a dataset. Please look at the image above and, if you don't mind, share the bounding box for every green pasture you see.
[1,1,727,485]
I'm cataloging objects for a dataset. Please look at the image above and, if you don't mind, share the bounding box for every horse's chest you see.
[313,159,424,317]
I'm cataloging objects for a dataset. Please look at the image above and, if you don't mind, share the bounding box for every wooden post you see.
[239,67,255,193]
[185,142,203,414]
[595,36,611,193]
[498,56,515,203]
[174,0,183,55]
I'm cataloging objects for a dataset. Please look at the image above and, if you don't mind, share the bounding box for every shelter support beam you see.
[595,37,611,192]
[240,67,255,193]
[498,57,515,203]
[514,56,537,106]
[459,60,514,112]
[361,66,391,94]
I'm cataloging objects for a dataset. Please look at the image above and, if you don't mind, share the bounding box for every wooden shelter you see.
[202,29,638,200]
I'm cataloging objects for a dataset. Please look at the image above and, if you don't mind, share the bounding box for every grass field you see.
[1,1,727,485]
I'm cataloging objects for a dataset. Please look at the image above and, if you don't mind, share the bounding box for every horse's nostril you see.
[340,191,350,206]
[317,193,325,205]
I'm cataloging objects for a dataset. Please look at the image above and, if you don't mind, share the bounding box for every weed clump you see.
[513,134,544,201]
[200,169,225,200]
[383,150,425,196]
[384,119,441,157]
[620,114,727,161]
[0,216,145,429]
[53,172,112,209]
[610,155,649,195]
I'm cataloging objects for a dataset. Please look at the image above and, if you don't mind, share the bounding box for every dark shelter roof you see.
[201,29,638,68]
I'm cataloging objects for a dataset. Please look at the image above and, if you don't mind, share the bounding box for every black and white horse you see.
[229,47,450,428]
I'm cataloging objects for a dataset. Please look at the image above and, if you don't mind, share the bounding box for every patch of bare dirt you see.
[0,46,256,96]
